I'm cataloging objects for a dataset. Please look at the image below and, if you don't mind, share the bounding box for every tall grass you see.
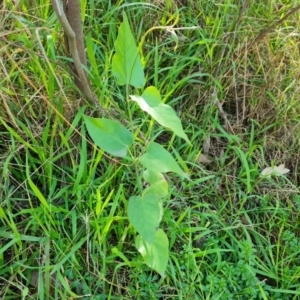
[1,0,300,299]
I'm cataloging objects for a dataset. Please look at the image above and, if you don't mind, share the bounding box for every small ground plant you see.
[84,12,191,276]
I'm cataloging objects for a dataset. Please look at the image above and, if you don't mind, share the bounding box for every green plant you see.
[83,12,191,277]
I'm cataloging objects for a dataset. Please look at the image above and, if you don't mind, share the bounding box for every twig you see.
[51,0,99,107]
[212,86,234,134]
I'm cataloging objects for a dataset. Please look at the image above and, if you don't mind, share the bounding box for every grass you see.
[1,0,300,299]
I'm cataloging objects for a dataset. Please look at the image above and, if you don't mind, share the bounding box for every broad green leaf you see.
[143,170,168,199]
[143,182,168,199]
[83,116,133,157]
[143,170,164,184]
[135,229,169,277]
[112,12,144,88]
[128,195,160,244]
[140,142,186,177]
[130,86,190,143]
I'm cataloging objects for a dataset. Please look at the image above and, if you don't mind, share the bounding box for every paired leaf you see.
[140,142,186,177]
[130,86,190,143]
[128,195,160,243]
[83,116,133,157]
[112,12,144,88]
[135,229,169,277]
